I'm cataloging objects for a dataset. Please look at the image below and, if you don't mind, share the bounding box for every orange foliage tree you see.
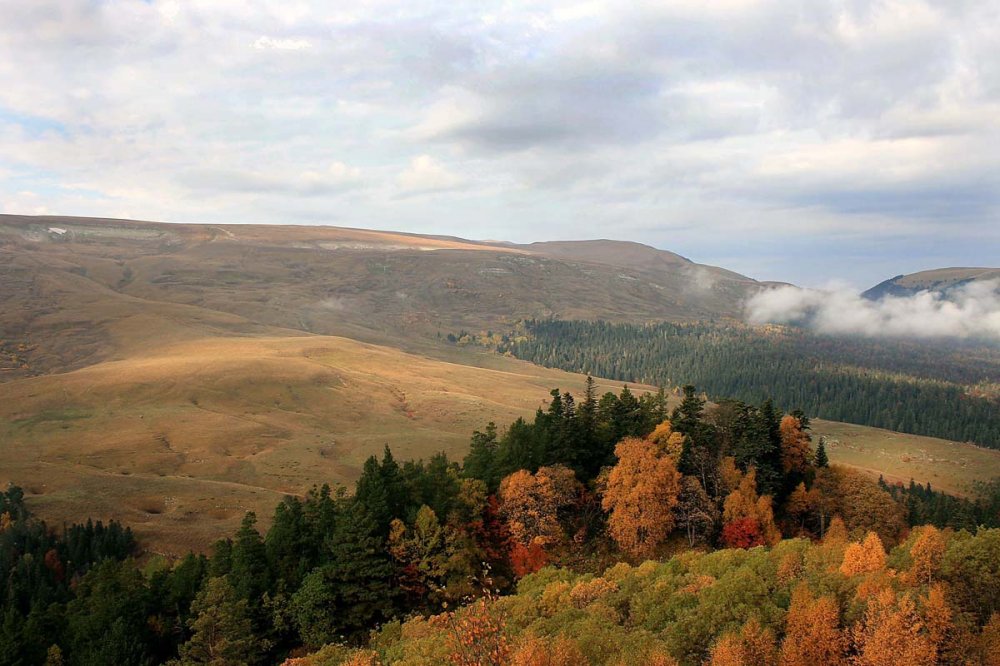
[839,532,886,577]
[722,468,781,546]
[498,465,580,549]
[778,585,846,666]
[909,525,946,585]
[707,617,777,666]
[850,588,936,666]
[445,596,511,666]
[602,437,682,558]
[779,415,812,475]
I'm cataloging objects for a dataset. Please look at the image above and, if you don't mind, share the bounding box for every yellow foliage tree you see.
[649,420,686,459]
[719,456,743,495]
[840,532,886,577]
[602,437,682,558]
[779,585,846,666]
[509,635,586,666]
[909,525,946,585]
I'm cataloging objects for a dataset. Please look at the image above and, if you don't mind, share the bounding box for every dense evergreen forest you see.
[2,384,999,665]
[470,320,1000,448]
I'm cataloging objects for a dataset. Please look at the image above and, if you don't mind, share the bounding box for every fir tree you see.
[814,437,830,468]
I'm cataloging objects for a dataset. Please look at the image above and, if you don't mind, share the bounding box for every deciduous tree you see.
[602,437,682,558]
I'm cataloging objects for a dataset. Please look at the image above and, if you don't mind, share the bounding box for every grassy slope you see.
[813,419,1000,497]
[0,334,635,554]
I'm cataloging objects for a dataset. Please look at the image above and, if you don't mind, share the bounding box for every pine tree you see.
[464,422,500,489]
[293,502,397,644]
[175,576,265,666]
[229,512,271,605]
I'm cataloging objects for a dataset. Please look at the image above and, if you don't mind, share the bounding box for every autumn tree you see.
[981,612,1000,666]
[707,617,777,666]
[908,525,946,585]
[784,482,815,535]
[649,420,686,459]
[835,469,906,546]
[922,583,954,661]
[850,588,936,666]
[778,585,846,666]
[673,476,718,547]
[779,415,812,476]
[498,465,580,549]
[840,532,886,577]
[508,635,586,666]
[722,468,780,546]
[445,596,510,666]
[602,437,682,558]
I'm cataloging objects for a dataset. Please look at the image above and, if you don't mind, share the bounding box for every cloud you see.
[253,36,312,51]
[746,280,1000,341]
[177,161,362,197]
[0,0,998,284]
[396,155,465,193]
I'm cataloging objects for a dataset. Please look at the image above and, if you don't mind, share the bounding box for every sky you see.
[1,1,999,287]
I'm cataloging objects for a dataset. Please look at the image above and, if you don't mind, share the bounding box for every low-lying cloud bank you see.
[746,280,1000,341]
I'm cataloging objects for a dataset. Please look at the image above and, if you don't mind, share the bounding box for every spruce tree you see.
[293,502,397,644]
[229,513,270,605]
[464,422,499,489]
[814,437,829,468]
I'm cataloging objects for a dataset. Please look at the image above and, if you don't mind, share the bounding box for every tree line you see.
[472,319,1000,448]
[1,384,998,665]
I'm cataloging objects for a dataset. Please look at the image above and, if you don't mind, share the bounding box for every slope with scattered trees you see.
[1,384,998,665]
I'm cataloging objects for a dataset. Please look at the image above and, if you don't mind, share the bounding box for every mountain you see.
[0,214,765,374]
[862,267,1000,300]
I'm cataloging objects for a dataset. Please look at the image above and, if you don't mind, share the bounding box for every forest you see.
[464,320,1000,448]
[1,383,999,665]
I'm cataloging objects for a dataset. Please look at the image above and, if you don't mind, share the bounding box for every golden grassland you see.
[813,419,1000,497]
[0,333,634,554]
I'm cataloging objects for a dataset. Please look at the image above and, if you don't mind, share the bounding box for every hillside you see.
[0,332,632,554]
[862,267,1000,300]
[2,214,997,552]
[0,214,763,374]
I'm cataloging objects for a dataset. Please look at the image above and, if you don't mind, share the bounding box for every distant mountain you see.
[862,267,1000,300]
[0,214,766,373]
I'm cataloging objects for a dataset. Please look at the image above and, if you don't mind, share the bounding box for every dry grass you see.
[813,419,1000,497]
[0,333,630,554]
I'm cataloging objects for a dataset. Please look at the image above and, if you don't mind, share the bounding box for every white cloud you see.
[0,0,997,284]
[253,36,312,51]
[397,155,465,193]
[746,280,1000,341]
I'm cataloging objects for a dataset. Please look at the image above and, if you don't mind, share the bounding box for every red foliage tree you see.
[510,540,548,578]
[721,518,765,549]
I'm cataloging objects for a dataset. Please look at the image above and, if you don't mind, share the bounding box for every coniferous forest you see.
[471,320,1000,448]
[2,383,999,665]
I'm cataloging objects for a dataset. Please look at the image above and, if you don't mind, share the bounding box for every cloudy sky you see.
[1,0,998,286]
